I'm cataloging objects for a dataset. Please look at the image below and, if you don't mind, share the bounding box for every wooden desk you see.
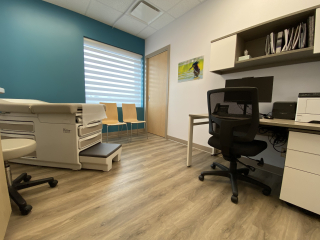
[187,114,320,166]
[188,113,320,214]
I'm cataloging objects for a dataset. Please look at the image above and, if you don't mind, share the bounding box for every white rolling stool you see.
[2,139,58,215]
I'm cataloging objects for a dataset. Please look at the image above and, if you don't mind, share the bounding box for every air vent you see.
[130,1,162,24]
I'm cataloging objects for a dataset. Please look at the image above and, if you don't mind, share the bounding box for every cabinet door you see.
[315,8,320,54]
[210,35,237,72]
[0,139,11,239]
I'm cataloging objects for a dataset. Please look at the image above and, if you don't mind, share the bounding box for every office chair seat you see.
[208,135,267,157]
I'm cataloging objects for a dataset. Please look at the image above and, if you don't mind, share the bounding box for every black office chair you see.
[198,87,271,203]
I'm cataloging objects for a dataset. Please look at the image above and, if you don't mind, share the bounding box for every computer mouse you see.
[264,115,274,119]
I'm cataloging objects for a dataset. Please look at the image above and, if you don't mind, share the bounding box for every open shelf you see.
[210,5,320,75]
[216,47,320,74]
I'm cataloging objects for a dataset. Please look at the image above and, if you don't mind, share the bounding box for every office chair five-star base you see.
[198,160,271,204]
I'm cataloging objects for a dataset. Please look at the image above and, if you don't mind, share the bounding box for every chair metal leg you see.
[230,173,238,197]
[211,162,228,171]
[131,123,132,141]
[118,125,120,139]
[237,174,272,192]
[107,125,109,142]
[145,122,148,139]
[13,173,28,185]
[137,123,138,136]
[5,161,13,186]
[200,170,229,178]
[126,123,129,142]
[14,177,55,190]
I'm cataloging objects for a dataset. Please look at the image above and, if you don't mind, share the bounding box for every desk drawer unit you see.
[287,131,320,155]
[285,149,320,176]
[0,120,34,133]
[280,167,320,215]
[281,130,320,214]
[78,122,102,137]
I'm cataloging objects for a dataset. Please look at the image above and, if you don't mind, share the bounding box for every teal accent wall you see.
[0,0,145,132]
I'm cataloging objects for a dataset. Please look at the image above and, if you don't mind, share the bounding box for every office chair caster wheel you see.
[49,180,58,188]
[210,164,216,169]
[231,195,238,204]
[24,175,32,182]
[20,205,32,215]
[198,175,204,181]
[242,169,249,176]
[262,188,271,196]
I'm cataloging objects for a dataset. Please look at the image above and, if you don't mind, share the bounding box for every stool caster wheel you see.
[24,175,32,182]
[211,164,216,169]
[20,205,32,215]
[262,188,271,196]
[49,180,58,188]
[231,195,238,204]
[198,175,204,181]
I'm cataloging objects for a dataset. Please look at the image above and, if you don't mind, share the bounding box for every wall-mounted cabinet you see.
[210,6,320,74]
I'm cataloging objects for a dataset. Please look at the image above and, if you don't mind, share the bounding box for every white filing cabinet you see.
[280,131,320,214]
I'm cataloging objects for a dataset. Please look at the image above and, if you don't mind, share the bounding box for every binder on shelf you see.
[299,23,307,49]
[287,27,295,51]
[292,24,301,50]
[270,32,276,54]
[308,15,315,47]
[276,31,283,53]
[281,29,289,52]
[265,34,270,55]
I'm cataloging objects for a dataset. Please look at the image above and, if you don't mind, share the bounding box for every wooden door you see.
[147,51,168,137]
[0,139,11,239]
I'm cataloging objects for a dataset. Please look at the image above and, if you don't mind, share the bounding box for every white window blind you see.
[84,38,143,107]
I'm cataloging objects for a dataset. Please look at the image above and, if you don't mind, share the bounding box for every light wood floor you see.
[4,134,320,240]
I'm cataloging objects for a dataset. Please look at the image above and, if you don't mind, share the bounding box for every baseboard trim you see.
[102,129,146,138]
[167,135,212,153]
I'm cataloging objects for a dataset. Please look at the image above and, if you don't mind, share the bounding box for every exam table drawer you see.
[280,167,320,215]
[78,132,102,150]
[287,131,320,155]
[0,120,34,133]
[286,149,320,176]
[78,122,102,137]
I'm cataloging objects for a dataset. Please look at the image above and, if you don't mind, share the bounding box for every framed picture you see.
[178,56,204,83]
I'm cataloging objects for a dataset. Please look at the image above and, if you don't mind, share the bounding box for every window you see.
[83,38,143,107]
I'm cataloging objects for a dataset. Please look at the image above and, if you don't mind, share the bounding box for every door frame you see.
[145,45,170,139]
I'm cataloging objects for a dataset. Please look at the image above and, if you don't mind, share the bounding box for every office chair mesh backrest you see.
[207,87,260,155]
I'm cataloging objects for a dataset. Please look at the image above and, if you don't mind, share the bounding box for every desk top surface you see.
[190,113,320,132]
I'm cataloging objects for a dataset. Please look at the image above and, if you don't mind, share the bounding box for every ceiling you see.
[43,0,207,39]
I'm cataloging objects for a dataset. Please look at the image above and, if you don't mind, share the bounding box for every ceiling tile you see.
[43,0,91,15]
[167,0,200,18]
[97,0,135,13]
[149,13,175,30]
[147,0,182,11]
[86,0,122,26]
[114,15,148,35]
[137,26,157,39]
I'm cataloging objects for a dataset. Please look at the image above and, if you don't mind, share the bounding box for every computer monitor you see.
[224,76,273,103]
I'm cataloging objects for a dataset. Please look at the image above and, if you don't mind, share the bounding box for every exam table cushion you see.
[208,135,267,156]
[79,143,122,158]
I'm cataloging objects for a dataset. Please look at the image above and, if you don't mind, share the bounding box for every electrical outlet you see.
[281,148,287,157]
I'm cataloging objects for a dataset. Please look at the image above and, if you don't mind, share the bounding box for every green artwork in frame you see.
[178,56,204,83]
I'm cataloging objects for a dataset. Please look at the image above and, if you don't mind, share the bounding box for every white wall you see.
[145,0,320,168]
